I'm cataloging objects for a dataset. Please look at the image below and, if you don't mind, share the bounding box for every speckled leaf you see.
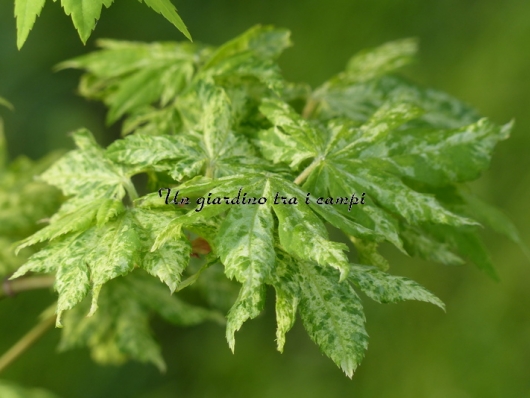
[270,177,350,281]
[59,272,218,370]
[350,237,389,271]
[134,208,191,292]
[106,134,191,166]
[203,25,291,69]
[58,40,199,127]
[275,176,378,242]
[96,198,125,226]
[200,25,290,91]
[40,129,129,199]
[104,67,169,123]
[426,224,499,279]
[216,180,275,283]
[226,278,266,352]
[303,165,403,249]
[258,98,322,168]
[400,224,464,265]
[106,132,207,181]
[340,38,417,85]
[199,84,232,163]
[296,261,368,378]
[15,198,105,251]
[86,211,142,314]
[126,272,222,325]
[315,75,479,128]
[269,250,300,352]
[356,119,512,186]
[11,233,92,326]
[330,101,424,158]
[337,166,476,226]
[349,264,444,309]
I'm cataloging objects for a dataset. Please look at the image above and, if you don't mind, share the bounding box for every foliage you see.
[13,0,190,49]
[0,379,59,398]
[0,119,62,278]
[3,26,522,381]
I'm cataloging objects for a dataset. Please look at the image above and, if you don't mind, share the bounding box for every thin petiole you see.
[0,315,56,374]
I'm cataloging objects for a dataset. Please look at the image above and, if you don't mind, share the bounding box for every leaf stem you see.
[302,97,318,119]
[0,315,56,374]
[0,276,55,300]
[124,179,139,202]
[294,157,322,185]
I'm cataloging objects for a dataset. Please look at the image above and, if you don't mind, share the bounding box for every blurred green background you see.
[1,1,530,397]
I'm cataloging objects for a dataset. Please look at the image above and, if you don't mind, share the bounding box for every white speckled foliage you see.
[9,26,524,377]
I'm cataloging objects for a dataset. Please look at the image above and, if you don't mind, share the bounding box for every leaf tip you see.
[226,330,236,353]
[55,312,64,328]
[88,285,102,316]
[340,360,355,379]
[339,266,350,282]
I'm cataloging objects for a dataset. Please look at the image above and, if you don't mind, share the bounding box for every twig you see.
[0,315,56,374]
[0,276,55,300]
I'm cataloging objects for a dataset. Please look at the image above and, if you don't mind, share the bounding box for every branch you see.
[0,276,55,300]
[0,315,56,374]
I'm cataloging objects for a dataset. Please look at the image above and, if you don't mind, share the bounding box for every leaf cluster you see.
[0,118,62,278]
[9,26,523,377]
[13,0,190,49]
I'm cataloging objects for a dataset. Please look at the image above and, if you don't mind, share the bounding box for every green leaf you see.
[296,260,368,378]
[96,198,125,226]
[303,164,403,249]
[17,0,190,46]
[60,0,114,44]
[14,0,46,49]
[139,0,191,41]
[105,67,169,123]
[40,129,129,199]
[359,119,512,186]
[427,224,499,280]
[341,38,418,84]
[349,264,445,309]
[349,237,389,271]
[15,198,105,252]
[85,212,142,315]
[226,278,265,352]
[270,250,299,352]
[202,25,291,69]
[257,98,322,168]
[12,233,91,326]
[399,224,464,266]
[270,177,351,281]
[459,190,529,257]
[58,40,200,129]
[134,208,191,292]
[12,210,144,322]
[216,180,275,283]
[0,380,60,398]
[12,32,518,379]
[59,272,219,370]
